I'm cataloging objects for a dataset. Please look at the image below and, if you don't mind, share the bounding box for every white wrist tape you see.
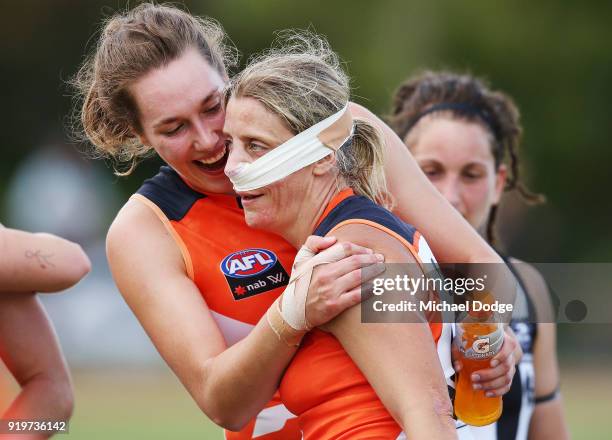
[229,104,353,192]
[280,242,349,330]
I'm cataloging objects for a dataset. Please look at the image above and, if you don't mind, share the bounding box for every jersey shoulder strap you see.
[136,165,206,221]
[313,195,417,244]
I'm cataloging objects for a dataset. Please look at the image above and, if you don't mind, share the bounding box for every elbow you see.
[44,371,75,421]
[210,415,248,432]
[195,395,249,432]
[66,242,92,286]
[46,243,91,292]
[72,244,92,282]
[31,373,75,422]
[192,363,251,431]
[433,394,454,421]
[54,380,75,422]
[432,392,456,435]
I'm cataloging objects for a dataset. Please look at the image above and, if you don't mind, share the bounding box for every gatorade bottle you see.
[454,293,504,426]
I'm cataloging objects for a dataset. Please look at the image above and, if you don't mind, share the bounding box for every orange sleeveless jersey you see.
[134,166,301,440]
[279,189,456,439]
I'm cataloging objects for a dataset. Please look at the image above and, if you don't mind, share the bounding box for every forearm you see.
[0,293,74,438]
[529,322,568,439]
[0,228,91,293]
[528,398,569,440]
[198,309,301,430]
[3,373,74,438]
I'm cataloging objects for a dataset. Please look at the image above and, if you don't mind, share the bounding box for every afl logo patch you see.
[221,248,277,278]
[220,248,289,300]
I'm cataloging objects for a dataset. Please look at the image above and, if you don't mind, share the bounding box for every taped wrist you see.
[279,242,348,331]
[266,298,305,347]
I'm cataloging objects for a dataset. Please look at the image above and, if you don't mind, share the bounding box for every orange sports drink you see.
[454,296,504,426]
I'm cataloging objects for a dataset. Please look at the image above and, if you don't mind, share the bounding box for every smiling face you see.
[223,96,334,239]
[129,48,233,194]
[409,116,506,232]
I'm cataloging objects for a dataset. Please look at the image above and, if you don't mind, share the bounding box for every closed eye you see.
[421,166,443,179]
[164,124,184,136]
[205,102,222,114]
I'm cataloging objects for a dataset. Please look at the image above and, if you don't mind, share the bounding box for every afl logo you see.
[221,248,278,278]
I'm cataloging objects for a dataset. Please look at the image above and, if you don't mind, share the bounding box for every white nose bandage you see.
[229,104,354,192]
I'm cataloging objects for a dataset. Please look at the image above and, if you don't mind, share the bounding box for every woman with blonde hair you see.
[223,31,462,438]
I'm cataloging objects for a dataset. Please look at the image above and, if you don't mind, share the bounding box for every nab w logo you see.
[220,248,277,279]
[220,248,290,301]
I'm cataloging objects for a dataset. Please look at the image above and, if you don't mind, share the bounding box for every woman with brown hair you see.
[388,71,569,440]
[73,3,517,438]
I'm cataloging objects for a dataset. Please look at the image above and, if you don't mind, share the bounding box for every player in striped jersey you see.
[389,71,569,439]
[74,4,518,438]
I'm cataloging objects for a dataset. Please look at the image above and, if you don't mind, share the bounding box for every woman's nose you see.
[224,143,247,178]
[439,177,462,211]
[192,120,219,152]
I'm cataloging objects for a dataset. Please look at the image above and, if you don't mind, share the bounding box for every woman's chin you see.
[244,211,274,231]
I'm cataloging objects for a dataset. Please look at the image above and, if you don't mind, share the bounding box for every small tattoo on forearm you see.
[25,250,55,269]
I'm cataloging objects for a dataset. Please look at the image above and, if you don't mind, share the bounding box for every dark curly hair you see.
[388,71,544,244]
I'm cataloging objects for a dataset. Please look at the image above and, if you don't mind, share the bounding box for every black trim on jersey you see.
[313,195,417,243]
[137,166,206,221]
[497,367,524,440]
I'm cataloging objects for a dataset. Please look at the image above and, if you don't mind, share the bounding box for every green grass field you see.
[2,361,611,438]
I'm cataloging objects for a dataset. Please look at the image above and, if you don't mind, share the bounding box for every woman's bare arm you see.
[325,224,457,439]
[0,293,73,439]
[0,225,91,293]
[510,260,569,439]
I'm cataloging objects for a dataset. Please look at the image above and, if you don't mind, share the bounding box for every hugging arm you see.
[349,102,518,391]
[106,199,384,430]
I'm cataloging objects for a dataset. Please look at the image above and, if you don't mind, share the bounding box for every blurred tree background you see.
[0,0,610,261]
[0,1,610,438]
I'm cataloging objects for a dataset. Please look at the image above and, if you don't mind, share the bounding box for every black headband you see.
[407,102,502,143]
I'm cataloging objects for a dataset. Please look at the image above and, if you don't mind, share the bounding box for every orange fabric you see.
[134,191,300,439]
[159,193,296,325]
[279,192,442,439]
[138,183,441,440]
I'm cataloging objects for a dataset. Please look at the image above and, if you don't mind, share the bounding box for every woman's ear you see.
[312,151,337,176]
[492,164,507,204]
